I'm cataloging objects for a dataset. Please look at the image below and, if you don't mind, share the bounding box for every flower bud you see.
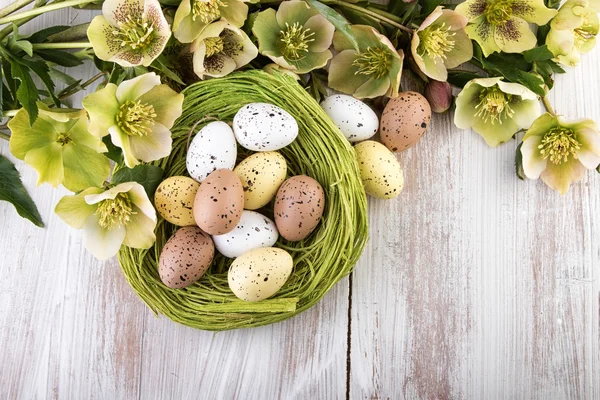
[425,80,452,113]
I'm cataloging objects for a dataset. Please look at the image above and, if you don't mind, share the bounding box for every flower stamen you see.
[419,23,456,59]
[113,17,155,50]
[485,1,513,25]
[204,36,224,57]
[279,22,315,60]
[56,132,72,146]
[191,0,226,23]
[116,100,157,137]
[538,127,581,164]
[352,47,391,78]
[95,193,135,230]
[473,86,515,125]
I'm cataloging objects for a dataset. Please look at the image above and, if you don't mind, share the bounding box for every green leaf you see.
[596,163,600,173]
[420,0,444,15]
[35,49,83,67]
[0,57,3,118]
[523,45,554,63]
[9,39,33,57]
[111,164,164,199]
[447,70,481,88]
[19,58,60,107]
[27,25,70,43]
[102,135,123,163]
[0,155,44,227]
[150,55,184,85]
[515,70,545,96]
[515,142,525,180]
[10,60,39,124]
[49,67,80,86]
[339,7,385,31]
[306,0,360,52]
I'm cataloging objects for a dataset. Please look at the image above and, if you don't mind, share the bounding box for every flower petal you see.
[328,49,370,95]
[24,143,64,187]
[471,117,520,146]
[102,0,145,26]
[82,213,127,260]
[85,182,137,205]
[576,127,600,168]
[253,8,283,54]
[228,29,258,67]
[418,6,444,31]
[444,29,473,69]
[276,0,316,27]
[354,77,390,99]
[8,108,57,159]
[82,83,120,138]
[109,125,139,168]
[202,54,238,77]
[521,135,548,179]
[510,98,542,129]
[173,0,207,43]
[420,52,448,81]
[65,114,107,153]
[465,17,501,56]
[540,159,587,194]
[87,16,120,63]
[127,182,157,221]
[438,9,468,30]
[116,72,161,103]
[455,0,486,22]
[138,85,184,129]
[512,0,558,25]
[219,0,249,28]
[523,113,559,140]
[123,206,156,249]
[454,80,484,129]
[289,50,332,74]
[304,14,335,52]
[62,143,111,192]
[128,121,172,163]
[55,187,104,229]
[494,17,538,53]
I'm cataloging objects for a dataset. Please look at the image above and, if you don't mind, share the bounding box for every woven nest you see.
[118,71,368,331]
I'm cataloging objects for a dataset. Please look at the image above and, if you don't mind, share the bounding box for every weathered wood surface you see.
[0,4,599,400]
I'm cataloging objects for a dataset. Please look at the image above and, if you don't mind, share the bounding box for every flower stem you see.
[542,96,556,116]
[0,131,10,141]
[58,71,106,100]
[322,0,413,33]
[32,41,92,50]
[0,0,92,25]
[0,0,35,19]
[0,0,47,41]
[3,109,18,117]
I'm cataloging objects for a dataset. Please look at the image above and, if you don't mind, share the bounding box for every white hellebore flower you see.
[87,0,171,67]
[55,183,157,260]
[82,72,184,168]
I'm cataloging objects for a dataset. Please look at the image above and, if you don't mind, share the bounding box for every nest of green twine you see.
[117,70,369,331]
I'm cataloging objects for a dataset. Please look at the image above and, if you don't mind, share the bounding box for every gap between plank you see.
[346,273,353,400]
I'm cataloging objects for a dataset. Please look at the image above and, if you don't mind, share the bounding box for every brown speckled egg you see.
[158,226,214,289]
[193,169,244,235]
[154,176,200,226]
[380,91,431,152]
[274,175,325,242]
[234,151,287,210]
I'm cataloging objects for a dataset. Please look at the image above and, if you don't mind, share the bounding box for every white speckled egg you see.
[234,152,287,210]
[154,176,200,226]
[228,247,293,302]
[233,103,298,151]
[186,121,237,182]
[213,210,278,258]
[320,94,379,142]
[355,140,404,199]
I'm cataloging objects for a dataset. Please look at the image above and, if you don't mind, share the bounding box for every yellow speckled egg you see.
[154,176,200,226]
[355,141,404,199]
[234,152,287,210]
[380,91,431,152]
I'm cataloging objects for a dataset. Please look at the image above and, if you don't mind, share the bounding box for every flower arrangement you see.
[0,0,599,328]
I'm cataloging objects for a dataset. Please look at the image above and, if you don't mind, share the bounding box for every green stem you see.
[0,0,91,25]
[542,96,556,116]
[32,41,92,49]
[3,109,18,117]
[58,71,106,99]
[322,0,413,33]
[0,0,47,41]
[0,0,36,19]
[0,131,10,140]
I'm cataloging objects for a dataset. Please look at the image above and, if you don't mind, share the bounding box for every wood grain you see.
[0,2,599,399]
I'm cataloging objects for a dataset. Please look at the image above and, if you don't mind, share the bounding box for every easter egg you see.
[320,94,379,142]
[154,176,200,226]
[233,103,298,151]
[193,169,244,235]
[228,247,293,302]
[355,140,404,199]
[186,121,237,182]
[380,91,431,152]
[274,175,325,242]
[212,210,279,258]
[234,151,287,210]
[158,226,215,289]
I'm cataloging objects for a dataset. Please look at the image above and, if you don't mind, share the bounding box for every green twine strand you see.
[118,71,369,331]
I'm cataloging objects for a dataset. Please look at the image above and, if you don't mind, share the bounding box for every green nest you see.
[118,70,368,331]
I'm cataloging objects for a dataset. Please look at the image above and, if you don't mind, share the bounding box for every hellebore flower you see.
[252,0,335,74]
[82,72,184,168]
[328,25,404,99]
[191,20,258,79]
[55,182,157,260]
[521,113,600,193]
[8,104,110,192]
[454,77,540,146]
[455,0,558,56]
[87,0,171,67]
[546,0,599,66]
[173,0,249,43]
[411,6,473,81]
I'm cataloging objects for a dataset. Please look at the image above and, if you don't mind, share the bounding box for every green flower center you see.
[56,132,72,146]
[95,193,135,230]
[538,127,581,165]
[279,22,315,60]
[205,36,224,57]
[485,1,513,25]
[473,86,515,124]
[116,100,157,137]
[419,23,455,59]
[574,19,597,47]
[113,17,155,50]
[352,47,391,79]
[191,0,225,23]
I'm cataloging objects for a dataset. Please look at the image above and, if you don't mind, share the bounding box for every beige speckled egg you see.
[193,169,244,235]
[234,152,287,210]
[228,247,293,302]
[274,175,325,242]
[355,140,404,199]
[380,91,431,152]
[154,176,200,226]
[158,226,215,289]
